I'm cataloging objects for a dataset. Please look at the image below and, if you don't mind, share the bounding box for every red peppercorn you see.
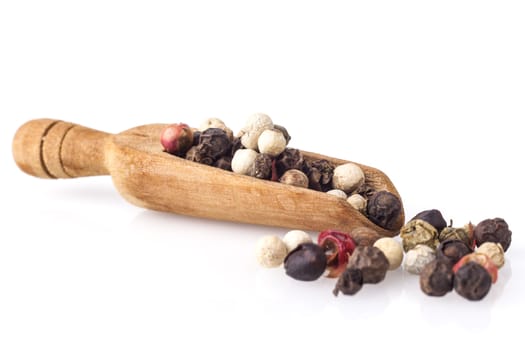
[318,230,356,278]
[453,253,498,284]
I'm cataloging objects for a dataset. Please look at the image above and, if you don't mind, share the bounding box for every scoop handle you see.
[12,119,111,179]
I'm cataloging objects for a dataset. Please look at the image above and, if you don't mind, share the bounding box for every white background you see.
[1,1,524,349]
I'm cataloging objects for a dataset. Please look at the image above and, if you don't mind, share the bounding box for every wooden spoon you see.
[12,119,405,236]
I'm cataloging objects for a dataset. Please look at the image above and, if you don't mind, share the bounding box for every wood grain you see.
[13,119,405,236]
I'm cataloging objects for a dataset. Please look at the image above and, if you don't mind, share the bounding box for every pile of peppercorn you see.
[256,210,512,301]
[160,114,402,231]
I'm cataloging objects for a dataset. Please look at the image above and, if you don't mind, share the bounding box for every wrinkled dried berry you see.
[347,246,389,284]
[198,128,232,160]
[439,224,475,248]
[454,262,492,301]
[400,219,439,252]
[284,243,327,281]
[453,252,498,283]
[436,239,472,265]
[420,259,454,297]
[248,153,272,179]
[333,268,363,296]
[474,218,512,252]
[275,148,304,177]
[411,209,447,233]
[213,156,232,171]
[366,191,402,230]
[304,159,334,192]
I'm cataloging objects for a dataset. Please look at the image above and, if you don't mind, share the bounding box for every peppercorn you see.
[199,118,234,140]
[373,237,404,270]
[436,239,472,265]
[160,123,194,156]
[279,169,309,188]
[198,128,232,160]
[366,191,402,230]
[192,131,201,146]
[257,129,287,157]
[318,230,356,278]
[255,235,288,268]
[239,113,274,150]
[400,219,439,252]
[454,262,492,301]
[403,245,436,275]
[282,230,312,253]
[453,253,498,283]
[420,259,454,297]
[231,149,258,175]
[248,153,272,179]
[474,218,512,251]
[275,148,304,177]
[284,243,327,281]
[349,226,381,246]
[347,194,367,214]
[411,209,447,233]
[273,124,291,144]
[439,224,474,248]
[304,159,334,192]
[332,163,365,193]
[347,246,389,284]
[333,268,363,296]
[230,137,244,157]
[476,242,505,269]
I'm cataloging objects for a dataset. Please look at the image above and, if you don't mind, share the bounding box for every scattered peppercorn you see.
[373,237,404,270]
[349,226,381,246]
[275,148,304,177]
[213,156,232,171]
[284,243,327,281]
[420,259,454,297]
[273,124,291,144]
[231,149,259,175]
[474,218,512,252]
[160,123,194,156]
[411,209,447,233]
[318,230,356,278]
[436,239,472,265]
[198,128,232,161]
[282,230,312,253]
[199,118,234,140]
[366,191,402,230]
[403,244,436,275]
[347,246,389,284]
[332,163,365,193]
[400,219,439,252]
[239,113,274,150]
[347,194,367,214]
[453,253,498,284]
[333,268,363,296]
[326,189,347,200]
[476,242,505,269]
[439,224,475,249]
[454,262,492,301]
[304,159,334,192]
[255,235,288,268]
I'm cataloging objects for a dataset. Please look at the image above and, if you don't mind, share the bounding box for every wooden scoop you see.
[12,119,405,236]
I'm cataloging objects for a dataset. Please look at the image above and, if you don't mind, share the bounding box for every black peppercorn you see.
[419,259,454,297]
[366,191,402,230]
[454,261,492,301]
[248,153,272,179]
[230,137,244,157]
[436,239,472,265]
[192,131,201,146]
[347,246,389,284]
[333,268,363,296]
[213,156,232,171]
[284,243,327,281]
[303,159,334,192]
[198,128,232,160]
[275,148,304,177]
[411,209,447,233]
[474,218,512,252]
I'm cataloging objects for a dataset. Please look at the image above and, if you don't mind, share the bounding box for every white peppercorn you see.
[231,149,259,175]
[373,237,404,270]
[332,163,365,193]
[326,189,347,200]
[347,194,367,213]
[199,118,234,140]
[282,230,312,253]
[403,244,436,275]
[255,235,288,268]
[279,169,309,188]
[476,242,505,269]
[240,113,274,150]
[257,129,287,156]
